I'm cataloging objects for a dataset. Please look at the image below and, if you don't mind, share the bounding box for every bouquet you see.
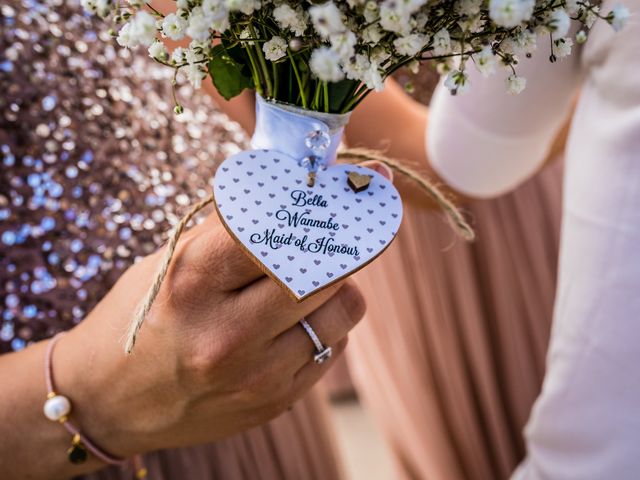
[84,0,629,109]
[82,0,628,352]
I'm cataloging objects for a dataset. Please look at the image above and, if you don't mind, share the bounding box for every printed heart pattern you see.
[214,150,403,301]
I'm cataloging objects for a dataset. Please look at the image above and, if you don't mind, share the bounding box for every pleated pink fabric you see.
[349,161,563,479]
[83,386,344,480]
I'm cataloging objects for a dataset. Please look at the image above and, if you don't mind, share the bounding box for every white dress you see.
[427,2,640,478]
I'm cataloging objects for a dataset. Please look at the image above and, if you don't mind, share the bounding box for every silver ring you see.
[299,319,333,364]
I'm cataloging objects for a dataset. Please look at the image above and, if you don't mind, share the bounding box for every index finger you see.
[175,211,266,292]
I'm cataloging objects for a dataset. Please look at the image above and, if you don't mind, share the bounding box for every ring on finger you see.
[299,319,333,364]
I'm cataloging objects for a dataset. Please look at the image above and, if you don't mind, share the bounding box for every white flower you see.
[162,13,187,41]
[171,47,186,64]
[116,22,136,48]
[116,11,157,48]
[331,31,357,60]
[553,37,573,58]
[186,63,207,89]
[343,53,371,82]
[370,46,391,64]
[363,1,379,22]
[380,2,410,34]
[444,69,471,94]
[273,4,308,36]
[362,24,383,44]
[186,7,211,41]
[609,4,630,32]
[81,0,114,17]
[148,41,168,60]
[309,2,345,38]
[363,63,384,91]
[263,36,287,61]
[564,0,581,16]
[186,42,206,64]
[132,10,157,46]
[584,5,599,29]
[432,28,451,56]
[517,29,538,54]
[576,30,588,44]
[176,0,189,10]
[393,33,427,57]
[548,8,570,40]
[226,0,260,15]
[202,0,230,31]
[506,74,526,94]
[473,45,497,77]
[489,0,535,28]
[408,59,420,74]
[310,47,344,82]
[239,28,254,45]
[455,0,483,16]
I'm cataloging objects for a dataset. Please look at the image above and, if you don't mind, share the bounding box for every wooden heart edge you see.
[212,187,403,303]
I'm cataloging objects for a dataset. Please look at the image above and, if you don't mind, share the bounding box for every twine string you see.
[123,150,475,354]
[124,195,215,355]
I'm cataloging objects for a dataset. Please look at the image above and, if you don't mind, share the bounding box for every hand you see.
[55,212,366,458]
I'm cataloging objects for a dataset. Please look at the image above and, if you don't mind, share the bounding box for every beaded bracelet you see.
[44,333,147,478]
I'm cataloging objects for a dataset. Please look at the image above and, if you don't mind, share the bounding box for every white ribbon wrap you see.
[250,94,351,166]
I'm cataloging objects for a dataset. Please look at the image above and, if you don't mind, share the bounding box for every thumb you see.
[360,160,394,182]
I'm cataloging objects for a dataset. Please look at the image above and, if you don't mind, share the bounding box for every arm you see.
[0,214,365,479]
[346,46,580,201]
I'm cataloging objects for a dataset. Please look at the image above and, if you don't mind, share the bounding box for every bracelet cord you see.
[45,333,147,478]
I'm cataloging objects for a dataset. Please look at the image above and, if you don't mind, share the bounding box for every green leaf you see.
[208,44,254,100]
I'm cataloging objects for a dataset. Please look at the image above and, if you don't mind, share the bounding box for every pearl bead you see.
[43,394,71,421]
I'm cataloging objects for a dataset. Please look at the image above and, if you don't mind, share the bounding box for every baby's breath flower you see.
[576,30,588,44]
[226,0,260,15]
[273,4,308,36]
[548,8,571,40]
[331,31,357,60]
[584,5,600,29]
[444,69,470,95]
[455,0,483,16]
[186,7,212,41]
[171,47,186,64]
[310,47,344,82]
[186,63,207,89]
[554,37,574,58]
[473,45,497,77]
[162,13,188,41]
[239,28,254,45]
[489,0,535,28]
[506,74,526,94]
[380,1,410,34]
[310,2,345,38]
[432,28,451,56]
[393,33,428,57]
[148,40,168,61]
[263,36,288,62]
[116,11,156,48]
[608,4,630,32]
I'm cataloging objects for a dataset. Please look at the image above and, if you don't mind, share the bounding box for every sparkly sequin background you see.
[0,0,249,353]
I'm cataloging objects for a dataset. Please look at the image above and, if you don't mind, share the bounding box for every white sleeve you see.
[427,42,582,198]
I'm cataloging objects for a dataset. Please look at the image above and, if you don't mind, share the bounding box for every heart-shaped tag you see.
[214,150,403,301]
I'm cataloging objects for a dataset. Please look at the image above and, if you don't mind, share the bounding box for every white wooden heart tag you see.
[213,150,403,301]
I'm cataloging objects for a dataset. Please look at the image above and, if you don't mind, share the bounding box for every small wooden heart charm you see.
[347,171,372,193]
[214,150,403,301]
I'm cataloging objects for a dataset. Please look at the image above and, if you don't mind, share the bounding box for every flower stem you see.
[250,24,273,98]
[287,50,308,108]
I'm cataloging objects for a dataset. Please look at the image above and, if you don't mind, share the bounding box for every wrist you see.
[53,319,148,458]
